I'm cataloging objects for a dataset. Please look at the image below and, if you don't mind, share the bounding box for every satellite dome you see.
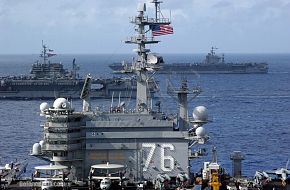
[40,102,49,112]
[53,98,70,109]
[195,127,206,137]
[147,53,158,64]
[39,140,44,148]
[192,106,208,122]
[32,143,41,155]
[147,53,163,65]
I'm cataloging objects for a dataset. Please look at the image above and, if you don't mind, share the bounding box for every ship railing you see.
[45,127,82,134]
[45,121,82,128]
[44,122,68,128]
[43,143,81,151]
[45,133,81,139]
[52,155,69,162]
[52,155,83,162]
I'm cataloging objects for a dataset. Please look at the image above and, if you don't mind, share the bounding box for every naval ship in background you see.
[109,47,269,74]
[0,43,158,99]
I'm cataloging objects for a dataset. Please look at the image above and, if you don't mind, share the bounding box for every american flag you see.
[47,49,56,57]
[47,52,56,57]
[150,24,174,36]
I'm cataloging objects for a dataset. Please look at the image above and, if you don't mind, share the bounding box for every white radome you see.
[32,143,41,155]
[40,102,49,112]
[147,53,158,64]
[53,98,70,109]
[192,106,208,122]
[195,127,206,137]
[39,140,44,148]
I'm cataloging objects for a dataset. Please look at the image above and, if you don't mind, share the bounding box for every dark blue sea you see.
[0,53,290,178]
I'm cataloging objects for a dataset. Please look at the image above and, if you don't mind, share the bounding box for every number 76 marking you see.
[142,143,175,172]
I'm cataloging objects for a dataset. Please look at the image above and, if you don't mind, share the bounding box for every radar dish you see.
[39,140,44,148]
[40,102,49,112]
[147,53,158,65]
[32,143,41,155]
[195,126,206,137]
[137,3,146,12]
[53,98,70,109]
[35,165,68,170]
[91,163,124,169]
[192,106,208,122]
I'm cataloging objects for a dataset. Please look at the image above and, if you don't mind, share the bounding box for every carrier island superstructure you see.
[31,1,211,188]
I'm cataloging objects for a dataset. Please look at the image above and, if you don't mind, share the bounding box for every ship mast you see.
[40,40,56,64]
[41,40,48,64]
[152,0,163,21]
[126,1,170,113]
[211,46,218,56]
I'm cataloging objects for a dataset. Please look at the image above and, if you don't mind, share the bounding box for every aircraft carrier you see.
[109,47,269,74]
[0,43,158,99]
[27,1,213,189]
[3,1,288,190]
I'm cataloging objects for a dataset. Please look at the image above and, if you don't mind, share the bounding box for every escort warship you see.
[109,47,269,74]
[4,1,289,190]
[0,43,158,100]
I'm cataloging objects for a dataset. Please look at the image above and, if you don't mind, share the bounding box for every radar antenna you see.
[72,58,80,79]
[80,74,92,112]
[212,146,218,163]
[152,0,164,22]
[166,74,201,131]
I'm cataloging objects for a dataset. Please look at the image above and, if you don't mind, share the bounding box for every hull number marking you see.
[142,143,175,172]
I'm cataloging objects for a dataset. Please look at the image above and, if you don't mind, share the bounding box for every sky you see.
[0,0,289,54]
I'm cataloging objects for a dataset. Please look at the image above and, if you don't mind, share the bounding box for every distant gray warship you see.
[0,43,158,99]
[30,1,212,189]
[109,47,269,74]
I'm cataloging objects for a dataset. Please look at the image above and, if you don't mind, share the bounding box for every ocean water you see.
[0,53,290,178]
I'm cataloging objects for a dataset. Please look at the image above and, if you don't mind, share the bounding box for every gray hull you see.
[110,62,269,74]
[0,78,157,99]
[0,90,137,99]
[157,62,268,74]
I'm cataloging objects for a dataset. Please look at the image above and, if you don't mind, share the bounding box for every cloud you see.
[187,0,290,24]
[0,0,289,53]
[212,1,232,8]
